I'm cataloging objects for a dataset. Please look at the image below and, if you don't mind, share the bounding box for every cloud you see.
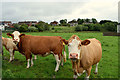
[1,0,119,23]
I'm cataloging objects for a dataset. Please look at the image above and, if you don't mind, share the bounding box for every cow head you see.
[7,31,25,44]
[68,35,90,61]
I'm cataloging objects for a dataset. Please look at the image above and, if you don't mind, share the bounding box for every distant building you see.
[18,21,37,26]
[0,25,5,31]
[68,20,78,26]
[50,21,58,26]
[117,23,120,33]
[0,21,12,30]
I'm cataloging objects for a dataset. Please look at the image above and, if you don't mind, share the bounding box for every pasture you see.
[2,32,118,78]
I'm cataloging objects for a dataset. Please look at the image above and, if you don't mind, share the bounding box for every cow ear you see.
[62,39,68,45]
[7,33,14,37]
[19,34,25,37]
[81,40,90,45]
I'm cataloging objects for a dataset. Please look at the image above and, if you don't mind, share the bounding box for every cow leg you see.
[25,52,32,68]
[94,63,99,74]
[72,61,78,79]
[61,53,63,66]
[54,54,60,72]
[27,59,30,68]
[85,66,92,80]
[30,54,33,67]
[12,50,15,60]
[34,55,37,60]
[77,69,86,76]
[9,49,13,62]
[64,50,66,62]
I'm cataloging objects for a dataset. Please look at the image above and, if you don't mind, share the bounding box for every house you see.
[0,21,12,30]
[68,20,78,26]
[50,21,58,26]
[117,23,120,33]
[0,25,5,31]
[18,21,37,26]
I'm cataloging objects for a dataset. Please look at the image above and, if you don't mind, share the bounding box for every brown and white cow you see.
[67,35,102,79]
[7,31,67,72]
[2,36,37,62]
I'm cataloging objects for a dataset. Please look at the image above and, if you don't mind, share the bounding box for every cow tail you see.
[63,45,66,62]
[62,39,68,62]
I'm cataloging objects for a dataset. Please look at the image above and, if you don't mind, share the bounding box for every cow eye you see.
[68,43,71,46]
[79,44,81,47]
[68,44,70,46]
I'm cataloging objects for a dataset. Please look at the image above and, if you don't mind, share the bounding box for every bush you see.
[18,26,28,32]
[83,24,101,31]
[75,25,83,31]
[44,23,50,31]
[28,26,38,32]
[102,22,117,32]
[35,22,50,31]
[83,26,88,31]
[51,27,55,30]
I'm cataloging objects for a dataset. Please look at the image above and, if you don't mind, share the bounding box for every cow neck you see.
[79,47,82,60]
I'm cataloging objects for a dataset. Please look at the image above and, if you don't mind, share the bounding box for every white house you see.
[117,24,120,33]
[0,25,5,31]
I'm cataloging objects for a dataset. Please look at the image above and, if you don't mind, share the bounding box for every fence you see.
[0,29,2,79]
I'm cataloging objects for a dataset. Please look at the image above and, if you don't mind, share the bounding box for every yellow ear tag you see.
[63,42,65,45]
[9,36,11,37]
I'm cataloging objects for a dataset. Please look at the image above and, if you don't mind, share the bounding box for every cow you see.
[2,36,37,62]
[2,37,18,62]
[7,31,67,72]
[66,35,102,79]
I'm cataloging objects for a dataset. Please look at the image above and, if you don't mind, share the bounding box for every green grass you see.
[2,32,118,78]
[50,26,76,33]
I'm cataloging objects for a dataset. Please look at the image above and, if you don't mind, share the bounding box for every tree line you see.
[10,18,118,32]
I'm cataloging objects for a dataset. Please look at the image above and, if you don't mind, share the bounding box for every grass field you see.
[2,32,118,78]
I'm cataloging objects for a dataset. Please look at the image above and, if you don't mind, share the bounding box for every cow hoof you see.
[31,64,33,67]
[55,69,58,72]
[61,64,63,67]
[77,73,82,76]
[73,75,78,79]
[8,60,12,63]
[34,56,37,60]
[53,75,56,78]
[26,66,30,69]
[94,72,98,74]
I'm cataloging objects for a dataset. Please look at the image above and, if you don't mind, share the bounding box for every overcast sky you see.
[0,0,119,23]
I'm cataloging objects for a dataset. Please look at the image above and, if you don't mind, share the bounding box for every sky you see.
[0,0,119,23]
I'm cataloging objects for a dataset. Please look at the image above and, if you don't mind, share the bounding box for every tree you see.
[85,18,90,23]
[18,26,28,32]
[44,23,50,31]
[12,24,20,30]
[35,21,50,31]
[59,19,67,26]
[77,18,84,24]
[102,22,117,32]
[92,18,97,24]
[99,20,112,24]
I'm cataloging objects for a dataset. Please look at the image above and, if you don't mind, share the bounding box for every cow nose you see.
[70,53,78,59]
[15,39,18,41]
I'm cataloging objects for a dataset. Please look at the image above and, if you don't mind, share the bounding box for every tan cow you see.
[2,37,18,62]
[67,35,102,79]
[7,31,67,72]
